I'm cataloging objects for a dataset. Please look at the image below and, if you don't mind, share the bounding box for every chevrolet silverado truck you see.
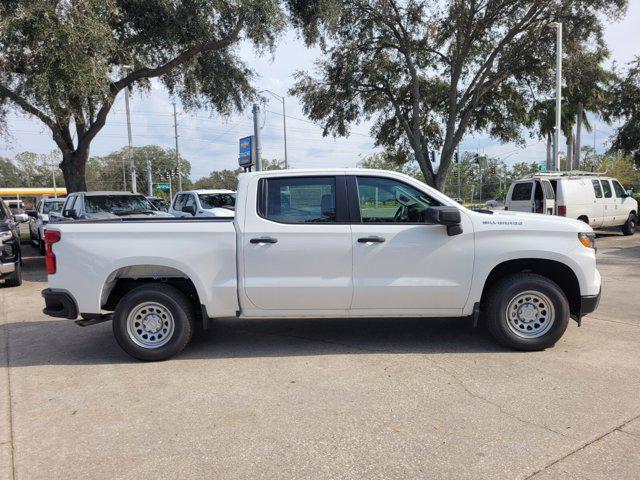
[41,169,601,361]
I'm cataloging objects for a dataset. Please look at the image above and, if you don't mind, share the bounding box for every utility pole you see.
[125,87,136,193]
[252,103,262,171]
[456,146,461,201]
[173,103,183,191]
[147,154,153,196]
[553,21,562,172]
[51,156,57,198]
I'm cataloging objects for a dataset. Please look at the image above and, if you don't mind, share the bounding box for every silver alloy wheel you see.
[126,301,175,349]
[505,290,555,339]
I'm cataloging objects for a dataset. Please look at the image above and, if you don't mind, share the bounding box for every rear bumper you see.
[42,288,78,319]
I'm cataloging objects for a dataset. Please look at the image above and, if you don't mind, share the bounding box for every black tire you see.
[38,235,46,256]
[484,273,569,351]
[621,213,636,236]
[3,258,23,288]
[578,216,590,225]
[112,284,194,361]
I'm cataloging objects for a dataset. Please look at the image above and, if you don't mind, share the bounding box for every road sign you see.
[239,136,254,167]
[154,183,170,191]
[539,164,547,172]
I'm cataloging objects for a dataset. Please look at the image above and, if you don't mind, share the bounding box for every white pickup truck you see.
[42,169,601,361]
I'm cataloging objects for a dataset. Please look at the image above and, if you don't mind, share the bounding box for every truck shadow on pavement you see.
[4,316,506,367]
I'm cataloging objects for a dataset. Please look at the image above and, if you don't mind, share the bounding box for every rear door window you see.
[601,180,612,198]
[511,182,533,201]
[592,180,603,198]
[260,177,338,223]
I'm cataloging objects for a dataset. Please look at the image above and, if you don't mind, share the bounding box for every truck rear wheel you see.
[112,284,194,361]
[621,213,636,236]
[484,273,569,351]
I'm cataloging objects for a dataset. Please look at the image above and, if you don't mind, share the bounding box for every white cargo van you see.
[506,173,637,235]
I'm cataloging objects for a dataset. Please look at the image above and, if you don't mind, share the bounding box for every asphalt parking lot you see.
[1,233,639,480]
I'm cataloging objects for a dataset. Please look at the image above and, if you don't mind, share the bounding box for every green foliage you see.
[290,0,626,189]
[192,169,242,191]
[605,57,640,166]
[86,145,192,194]
[0,151,64,188]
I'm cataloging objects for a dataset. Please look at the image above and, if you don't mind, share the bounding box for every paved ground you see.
[1,233,639,480]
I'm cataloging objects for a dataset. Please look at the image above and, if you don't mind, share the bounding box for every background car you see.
[146,196,170,212]
[27,198,65,255]
[60,192,173,220]
[0,198,26,287]
[169,189,236,217]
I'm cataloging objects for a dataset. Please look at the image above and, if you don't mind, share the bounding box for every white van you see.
[506,173,637,235]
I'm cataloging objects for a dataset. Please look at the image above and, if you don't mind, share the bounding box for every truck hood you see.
[200,208,235,217]
[469,209,592,233]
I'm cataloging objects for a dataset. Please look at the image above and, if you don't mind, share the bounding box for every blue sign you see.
[239,136,254,167]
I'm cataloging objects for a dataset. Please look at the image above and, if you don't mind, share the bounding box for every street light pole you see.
[252,103,262,171]
[259,90,288,168]
[125,87,136,193]
[173,103,183,191]
[553,21,562,172]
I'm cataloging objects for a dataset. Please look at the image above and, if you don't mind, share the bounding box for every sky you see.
[2,1,639,182]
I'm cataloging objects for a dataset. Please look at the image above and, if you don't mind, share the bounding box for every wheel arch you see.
[100,265,203,316]
[480,258,581,316]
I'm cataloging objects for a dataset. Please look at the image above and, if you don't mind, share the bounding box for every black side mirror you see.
[424,206,463,236]
[183,205,196,216]
[26,210,38,218]
[63,209,78,219]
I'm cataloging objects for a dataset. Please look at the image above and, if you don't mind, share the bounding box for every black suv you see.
[0,198,24,287]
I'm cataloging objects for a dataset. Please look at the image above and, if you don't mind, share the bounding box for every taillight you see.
[44,230,61,274]
[557,205,566,216]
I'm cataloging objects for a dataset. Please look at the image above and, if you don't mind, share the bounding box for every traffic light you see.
[454,151,459,164]
[489,164,496,175]
[430,150,436,163]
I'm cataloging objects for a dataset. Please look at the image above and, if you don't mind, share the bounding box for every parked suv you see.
[169,189,235,217]
[506,173,637,235]
[60,192,173,220]
[28,198,65,255]
[0,198,27,287]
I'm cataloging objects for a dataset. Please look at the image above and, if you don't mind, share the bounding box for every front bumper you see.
[42,288,78,319]
[0,261,15,276]
[572,287,601,324]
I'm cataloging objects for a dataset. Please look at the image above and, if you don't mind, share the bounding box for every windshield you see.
[198,193,236,210]
[43,201,65,214]
[84,195,154,214]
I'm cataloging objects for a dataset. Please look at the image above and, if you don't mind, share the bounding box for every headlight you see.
[0,230,13,242]
[578,232,596,251]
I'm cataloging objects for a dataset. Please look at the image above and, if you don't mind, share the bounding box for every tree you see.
[0,1,287,192]
[86,145,192,193]
[605,57,640,166]
[290,0,625,189]
[358,151,421,177]
[193,169,242,190]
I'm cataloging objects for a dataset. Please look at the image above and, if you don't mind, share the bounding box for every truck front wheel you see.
[484,273,569,351]
[112,284,194,361]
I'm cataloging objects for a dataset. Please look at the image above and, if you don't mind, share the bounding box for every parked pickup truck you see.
[42,169,601,361]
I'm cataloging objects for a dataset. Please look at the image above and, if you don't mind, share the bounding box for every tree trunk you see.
[575,102,583,170]
[565,132,574,171]
[61,148,89,193]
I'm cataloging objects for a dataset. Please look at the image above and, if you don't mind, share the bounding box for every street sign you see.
[239,136,254,167]
[539,164,547,172]
[154,183,170,191]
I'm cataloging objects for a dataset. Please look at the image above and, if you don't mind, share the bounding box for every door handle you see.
[358,236,385,243]
[250,236,278,244]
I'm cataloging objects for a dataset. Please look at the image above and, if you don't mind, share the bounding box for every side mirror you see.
[63,209,78,219]
[424,206,463,236]
[13,213,29,223]
[26,210,38,218]
[183,205,196,216]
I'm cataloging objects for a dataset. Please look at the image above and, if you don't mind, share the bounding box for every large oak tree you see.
[289,0,625,188]
[0,0,287,191]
